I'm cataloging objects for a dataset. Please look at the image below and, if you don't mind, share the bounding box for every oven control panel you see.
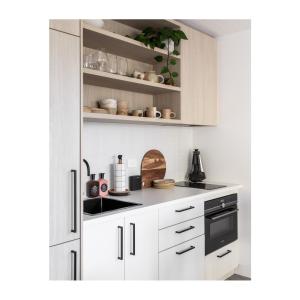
[204,193,237,213]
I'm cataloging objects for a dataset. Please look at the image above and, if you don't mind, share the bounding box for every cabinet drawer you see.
[205,240,239,280]
[159,217,204,251]
[159,197,204,229]
[159,235,204,280]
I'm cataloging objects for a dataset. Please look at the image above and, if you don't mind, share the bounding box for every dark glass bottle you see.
[86,174,99,198]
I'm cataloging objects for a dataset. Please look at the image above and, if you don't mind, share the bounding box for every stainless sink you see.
[83,197,141,215]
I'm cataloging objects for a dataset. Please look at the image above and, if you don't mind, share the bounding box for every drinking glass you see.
[117,57,128,76]
[96,48,108,72]
[107,54,117,73]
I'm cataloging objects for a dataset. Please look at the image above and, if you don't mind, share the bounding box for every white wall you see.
[83,123,193,187]
[193,30,251,277]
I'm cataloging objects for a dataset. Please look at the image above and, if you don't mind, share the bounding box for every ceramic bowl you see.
[99,98,117,109]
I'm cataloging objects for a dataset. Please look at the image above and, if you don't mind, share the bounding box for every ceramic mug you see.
[146,107,161,118]
[133,70,145,80]
[162,108,176,119]
[132,109,144,117]
[144,71,164,84]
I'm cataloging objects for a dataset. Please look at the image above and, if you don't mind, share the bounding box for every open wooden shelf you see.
[83,68,181,95]
[114,19,181,30]
[83,22,180,64]
[83,112,185,126]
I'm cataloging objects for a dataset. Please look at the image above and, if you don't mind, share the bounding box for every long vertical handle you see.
[130,223,136,255]
[118,226,123,260]
[71,250,77,280]
[71,170,77,233]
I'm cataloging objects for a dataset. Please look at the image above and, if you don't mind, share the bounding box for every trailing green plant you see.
[134,27,188,85]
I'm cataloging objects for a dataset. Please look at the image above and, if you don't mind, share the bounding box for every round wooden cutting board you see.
[141,149,166,188]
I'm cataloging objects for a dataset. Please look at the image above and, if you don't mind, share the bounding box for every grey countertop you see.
[83,181,242,222]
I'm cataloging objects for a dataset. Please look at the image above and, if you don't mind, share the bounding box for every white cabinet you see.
[159,217,204,252]
[159,197,204,229]
[82,216,125,280]
[205,240,239,280]
[83,208,158,280]
[125,209,158,280]
[50,29,80,246]
[159,236,205,280]
[50,239,80,280]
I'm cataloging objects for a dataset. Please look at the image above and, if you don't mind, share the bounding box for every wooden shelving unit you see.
[83,112,185,126]
[82,19,183,126]
[83,23,181,64]
[83,68,181,95]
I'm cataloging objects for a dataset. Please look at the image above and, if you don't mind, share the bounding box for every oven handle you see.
[208,209,238,220]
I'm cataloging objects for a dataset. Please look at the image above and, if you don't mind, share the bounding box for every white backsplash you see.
[83,122,194,190]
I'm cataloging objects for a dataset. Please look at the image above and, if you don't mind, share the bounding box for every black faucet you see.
[83,159,90,176]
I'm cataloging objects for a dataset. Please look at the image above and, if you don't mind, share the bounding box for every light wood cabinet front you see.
[49,239,80,280]
[49,29,80,246]
[180,25,218,125]
[49,19,80,36]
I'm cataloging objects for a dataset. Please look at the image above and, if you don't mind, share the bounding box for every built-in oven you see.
[205,193,238,255]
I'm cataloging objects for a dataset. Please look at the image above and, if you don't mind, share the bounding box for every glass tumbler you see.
[97,48,108,72]
[107,54,117,74]
[117,57,128,76]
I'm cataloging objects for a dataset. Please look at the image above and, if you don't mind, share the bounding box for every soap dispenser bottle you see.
[98,173,109,197]
[86,174,99,198]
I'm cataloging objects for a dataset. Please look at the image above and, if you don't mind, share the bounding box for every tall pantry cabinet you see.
[49,20,81,280]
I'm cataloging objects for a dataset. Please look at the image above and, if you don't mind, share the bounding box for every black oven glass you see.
[205,194,238,255]
[210,217,233,240]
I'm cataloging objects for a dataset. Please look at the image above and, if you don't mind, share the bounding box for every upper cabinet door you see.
[50,239,80,280]
[180,25,218,125]
[49,19,80,36]
[82,217,125,280]
[50,29,80,246]
[125,209,159,280]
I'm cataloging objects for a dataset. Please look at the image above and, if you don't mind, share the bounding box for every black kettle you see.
[188,149,206,182]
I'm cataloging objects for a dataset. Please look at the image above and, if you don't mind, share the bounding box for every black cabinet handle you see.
[130,223,136,255]
[175,225,195,234]
[71,250,77,280]
[217,250,232,258]
[175,206,195,213]
[176,245,195,255]
[118,226,123,260]
[71,170,77,233]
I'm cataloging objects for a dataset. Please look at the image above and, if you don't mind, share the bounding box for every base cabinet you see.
[82,216,124,280]
[83,208,158,280]
[49,239,80,280]
[125,210,158,280]
[205,240,239,280]
[159,236,205,280]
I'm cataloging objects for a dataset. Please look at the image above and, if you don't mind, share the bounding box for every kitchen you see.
[49,19,251,281]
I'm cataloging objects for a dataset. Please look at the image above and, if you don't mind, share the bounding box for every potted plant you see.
[134,27,188,85]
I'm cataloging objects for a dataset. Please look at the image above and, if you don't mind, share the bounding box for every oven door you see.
[205,206,238,255]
